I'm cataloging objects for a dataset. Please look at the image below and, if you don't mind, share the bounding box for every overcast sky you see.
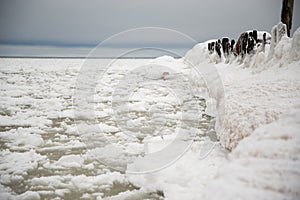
[0,0,299,57]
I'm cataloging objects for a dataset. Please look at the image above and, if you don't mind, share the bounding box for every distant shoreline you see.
[0,56,181,59]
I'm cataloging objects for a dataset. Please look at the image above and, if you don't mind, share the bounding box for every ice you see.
[127,138,227,200]
[55,155,85,168]
[202,110,300,200]
[17,191,41,200]
[0,150,47,180]
[1,24,300,199]
[0,57,215,198]
[290,27,300,61]
[0,128,44,150]
[277,22,288,43]
[182,25,300,199]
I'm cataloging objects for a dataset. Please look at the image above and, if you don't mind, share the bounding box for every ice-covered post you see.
[281,0,294,37]
[268,25,277,59]
[268,22,287,60]
[277,22,287,42]
[290,28,300,61]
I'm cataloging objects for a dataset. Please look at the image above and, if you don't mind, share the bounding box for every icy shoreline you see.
[184,26,300,199]
[0,25,299,199]
[127,26,300,199]
[0,57,223,199]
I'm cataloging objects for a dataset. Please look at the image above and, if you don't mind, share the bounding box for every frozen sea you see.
[0,58,221,199]
[2,26,299,199]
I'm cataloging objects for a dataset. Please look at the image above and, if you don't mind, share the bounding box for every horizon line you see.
[0,41,198,49]
[0,56,182,59]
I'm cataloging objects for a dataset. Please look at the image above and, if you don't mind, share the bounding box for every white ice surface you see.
[127,27,300,199]
[1,26,300,200]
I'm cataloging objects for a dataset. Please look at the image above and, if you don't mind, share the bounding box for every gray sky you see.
[0,0,299,57]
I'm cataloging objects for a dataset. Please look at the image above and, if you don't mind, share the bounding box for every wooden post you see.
[281,0,294,37]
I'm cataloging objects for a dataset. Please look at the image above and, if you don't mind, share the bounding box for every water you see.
[0,58,216,199]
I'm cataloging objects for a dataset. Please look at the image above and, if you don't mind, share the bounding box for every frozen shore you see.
[184,26,300,199]
[128,26,300,199]
[0,25,299,199]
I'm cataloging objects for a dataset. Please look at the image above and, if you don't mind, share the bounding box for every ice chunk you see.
[290,27,300,61]
[56,155,84,168]
[17,191,40,200]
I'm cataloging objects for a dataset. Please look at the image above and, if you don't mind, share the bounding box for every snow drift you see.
[183,24,300,199]
[185,25,300,151]
[127,24,300,200]
[0,23,299,200]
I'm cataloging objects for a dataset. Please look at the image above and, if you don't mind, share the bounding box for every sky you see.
[0,0,299,57]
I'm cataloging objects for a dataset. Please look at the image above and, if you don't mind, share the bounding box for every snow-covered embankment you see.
[184,25,300,199]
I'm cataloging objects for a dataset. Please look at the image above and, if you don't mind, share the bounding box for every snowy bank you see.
[0,24,299,200]
[183,24,300,199]
[202,109,300,200]
[185,25,300,150]
[128,24,300,199]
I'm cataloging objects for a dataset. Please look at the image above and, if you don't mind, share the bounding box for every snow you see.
[184,26,300,151]
[17,191,41,200]
[183,26,299,199]
[126,26,300,199]
[202,110,300,200]
[0,24,300,199]
[0,150,46,177]
[0,128,44,150]
[291,28,300,61]
[55,155,85,168]
[127,138,227,200]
